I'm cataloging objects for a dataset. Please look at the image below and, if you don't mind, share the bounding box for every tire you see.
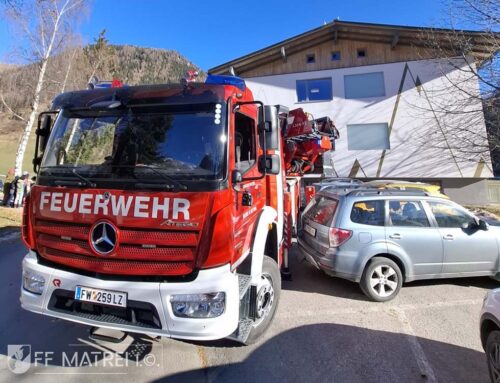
[486,330,500,383]
[245,256,281,345]
[360,257,402,302]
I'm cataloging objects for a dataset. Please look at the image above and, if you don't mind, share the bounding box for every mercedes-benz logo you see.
[90,221,117,255]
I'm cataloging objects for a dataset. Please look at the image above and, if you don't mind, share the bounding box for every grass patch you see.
[0,134,36,177]
[0,206,22,230]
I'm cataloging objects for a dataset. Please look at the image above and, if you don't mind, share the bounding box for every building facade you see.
[210,21,498,204]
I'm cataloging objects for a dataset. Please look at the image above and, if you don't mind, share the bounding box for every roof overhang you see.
[209,20,499,75]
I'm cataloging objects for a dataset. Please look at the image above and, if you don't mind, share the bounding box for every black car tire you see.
[360,257,402,302]
[486,330,500,383]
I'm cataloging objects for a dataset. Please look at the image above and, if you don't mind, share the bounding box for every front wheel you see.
[360,257,402,302]
[245,256,281,344]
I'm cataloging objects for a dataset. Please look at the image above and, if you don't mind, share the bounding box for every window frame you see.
[346,122,390,151]
[233,110,258,176]
[344,71,386,99]
[349,199,386,227]
[357,48,367,58]
[296,77,333,103]
[331,51,341,61]
[424,200,477,229]
[306,54,316,64]
[385,199,433,228]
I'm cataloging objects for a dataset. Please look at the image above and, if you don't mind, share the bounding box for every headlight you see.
[23,270,45,295]
[170,292,225,318]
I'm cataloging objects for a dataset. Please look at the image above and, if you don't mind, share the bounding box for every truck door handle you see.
[443,234,454,240]
[389,234,401,240]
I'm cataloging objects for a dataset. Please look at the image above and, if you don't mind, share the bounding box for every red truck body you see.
[20,75,336,343]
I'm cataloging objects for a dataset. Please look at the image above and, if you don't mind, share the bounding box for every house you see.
[209,20,499,204]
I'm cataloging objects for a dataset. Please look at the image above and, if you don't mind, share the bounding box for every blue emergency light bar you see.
[205,74,246,91]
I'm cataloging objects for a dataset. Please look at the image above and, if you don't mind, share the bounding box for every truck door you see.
[232,110,265,262]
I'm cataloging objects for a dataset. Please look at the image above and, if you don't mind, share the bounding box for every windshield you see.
[40,103,227,184]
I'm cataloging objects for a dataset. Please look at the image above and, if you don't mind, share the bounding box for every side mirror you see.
[479,219,489,231]
[33,112,57,173]
[258,154,280,175]
[232,169,243,184]
[37,115,52,151]
[261,105,280,150]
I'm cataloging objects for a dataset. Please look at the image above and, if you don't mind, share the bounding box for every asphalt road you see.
[0,234,496,383]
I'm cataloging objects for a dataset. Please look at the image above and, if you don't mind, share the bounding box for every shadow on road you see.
[154,323,489,383]
[281,246,368,301]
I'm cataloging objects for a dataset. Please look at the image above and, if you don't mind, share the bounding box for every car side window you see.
[388,200,430,227]
[351,200,385,226]
[428,201,474,228]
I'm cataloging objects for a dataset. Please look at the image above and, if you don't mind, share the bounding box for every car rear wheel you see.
[486,330,500,383]
[360,257,402,302]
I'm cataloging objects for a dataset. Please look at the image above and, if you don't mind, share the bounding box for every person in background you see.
[2,168,15,206]
[14,173,26,208]
[22,171,31,203]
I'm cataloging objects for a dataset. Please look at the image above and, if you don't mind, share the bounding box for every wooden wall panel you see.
[239,39,437,78]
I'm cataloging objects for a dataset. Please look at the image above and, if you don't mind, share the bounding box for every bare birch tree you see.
[3,0,87,176]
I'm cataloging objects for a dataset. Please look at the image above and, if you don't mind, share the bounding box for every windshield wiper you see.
[50,168,96,188]
[71,169,96,187]
[131,165,188,191]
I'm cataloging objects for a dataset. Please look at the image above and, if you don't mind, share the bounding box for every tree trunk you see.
[14,57,48,176]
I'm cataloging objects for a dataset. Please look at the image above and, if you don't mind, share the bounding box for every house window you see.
[357,48,366,58]
[306,54,316,64]
[344,72,386,99]
[331,51,341,61]
[347,123,390,150]
[296,78,332,102]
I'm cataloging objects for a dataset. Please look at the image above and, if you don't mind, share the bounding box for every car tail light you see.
[21,193,35,249]
[329,227,352,247]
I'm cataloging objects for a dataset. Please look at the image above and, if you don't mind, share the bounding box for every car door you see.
[426,200,498,274]
[386,199,443,276]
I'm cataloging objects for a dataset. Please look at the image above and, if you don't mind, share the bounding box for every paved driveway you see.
[0,236,495,382]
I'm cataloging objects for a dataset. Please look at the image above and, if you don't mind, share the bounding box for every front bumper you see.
[20,251,239,341]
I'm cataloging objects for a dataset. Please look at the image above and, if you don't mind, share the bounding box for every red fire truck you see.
[20,74,336,344]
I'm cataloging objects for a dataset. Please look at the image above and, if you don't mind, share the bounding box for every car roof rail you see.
[346,189,430,197]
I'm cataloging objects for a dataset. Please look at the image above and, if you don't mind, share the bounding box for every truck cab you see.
[20,75,284,343]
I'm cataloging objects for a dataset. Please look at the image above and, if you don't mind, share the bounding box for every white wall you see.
[245,58,493,179]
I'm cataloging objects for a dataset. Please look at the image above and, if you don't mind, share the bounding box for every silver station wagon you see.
[298,189,500,301]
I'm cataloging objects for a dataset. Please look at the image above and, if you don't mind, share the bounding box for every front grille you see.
[34,219,199,276]
[48,289,162,329]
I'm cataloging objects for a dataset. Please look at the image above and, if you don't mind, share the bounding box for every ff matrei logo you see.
[7,344,31,374]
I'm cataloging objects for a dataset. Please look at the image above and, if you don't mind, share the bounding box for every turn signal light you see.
[21,193,35,249]
[329,227,352,248]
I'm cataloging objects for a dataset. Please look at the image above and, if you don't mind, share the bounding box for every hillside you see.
[0,45,203,176]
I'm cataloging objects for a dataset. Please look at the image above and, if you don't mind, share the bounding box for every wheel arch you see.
[249,206,278,283]
[364,253,408,283]
[481,313,500,350]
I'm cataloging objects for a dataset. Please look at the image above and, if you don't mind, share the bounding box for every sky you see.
[0,0,449,71]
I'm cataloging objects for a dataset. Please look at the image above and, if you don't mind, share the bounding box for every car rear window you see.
[350,200,385,226]
[305,196,338,226]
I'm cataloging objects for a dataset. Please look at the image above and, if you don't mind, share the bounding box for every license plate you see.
[75,286,127,308]
[304,223,316,237]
